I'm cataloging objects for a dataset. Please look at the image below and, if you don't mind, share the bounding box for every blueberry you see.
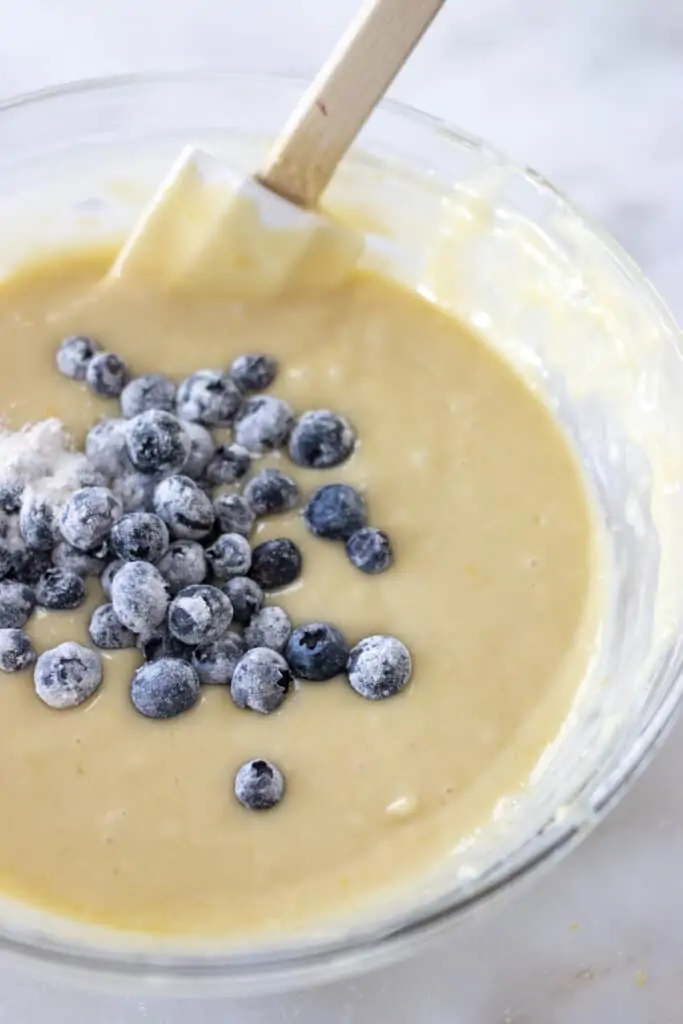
[182,421,215,480]
[230,648,292,714]
[203,443,251,487]
[120,374,176,418]
[88,604,136,650]
[0,628,36,672]
[244,468,300,517]
[346,527,393,574]
[56,335,101,380]
[249,538,302,591]
[9,547,52,586]
[285,622,349,681]
[213,493,255,538]
[288,410,355,469]
[234,396,294,454]
[347,635,412,700]
[222,576,263,625]
[59,486,122,552]
[110,512,169,563]
[176,370,242,426]
[125,410,191,476]
[192,633,247,684]
[86,352,129,397]
[205,533,252,581]
[229,354,277,393]
[0,542,11,580]
[35,567,86,610]
[245,605,292,652]
[99,558,123,598]
[156,540,207,594]
[137,624,191,663]
[168,584,233,645]
[111,560,169,633]
[153,475,214,540]
[111,472,157,513]
[130,658,200,719]
[19,492,58,551]
[303,483,366,541]
[85,418,131,478]
[234,759,285,811]
[0,482,22,514]
[52,540,108,578]
[0,582,35,628]
[34,641,102,709]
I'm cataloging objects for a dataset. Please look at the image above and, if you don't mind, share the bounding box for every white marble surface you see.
[1,1,683,1020]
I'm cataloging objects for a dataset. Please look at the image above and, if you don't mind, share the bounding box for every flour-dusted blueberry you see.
[86,352,129,397]
[88,603,136,650]
[205,533,252,581]
[125,410,191,476]
[156,539,207,594]
[303,483,366,541]
[249,538,302,591]
[234,759,285,811]
[230,647,292,714]
[111,472,157,514]
[35,567,86,610]
[0,482,22,514]
[168,584,233,645]
[34,641,102,709]
[182,421,215,480]
[85,418,131,478]
[245,605,291,652]
[111,560,169,633]
[137,623,191,663]
[120,373,177,418]
[176,370,243,427]
[289,410,355,469]
[192,633,247,684]
[346,527,393,574]
[229,353,277,393]
[223,576,263,626]
[52,540,107,578]
[110,512,169,563]
[0,541,11,580]
[0,582,35,628]
[285,622,349,681]
[0,629,36,672]
[213,493,255,538]
[59,486,122,551]
[204,443,251,487]
[19,491,58,551]
[153,474,214,540]
[9,547,52,586]
[56,335,101,380]
[99,558,123,598]
[130,658,200,719]
[347,635,412,701]
[234,396,295,454]
[244,468,300,517]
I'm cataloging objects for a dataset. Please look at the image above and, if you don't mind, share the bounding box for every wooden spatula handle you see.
[258,0,447,208]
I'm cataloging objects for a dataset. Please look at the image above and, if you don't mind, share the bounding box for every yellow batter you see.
[0,248,597,939]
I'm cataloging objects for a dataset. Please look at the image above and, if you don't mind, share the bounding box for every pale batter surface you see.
[0,251,596,939]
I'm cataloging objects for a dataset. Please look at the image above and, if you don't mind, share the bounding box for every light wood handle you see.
[258,0,446,208]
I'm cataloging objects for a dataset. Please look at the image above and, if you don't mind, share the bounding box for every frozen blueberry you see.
[288,410,355,469]
[59,486,122,552]
[156,540,207,594]
[234,759,285,811]
[125,410,191,476]
[99,558,123,598]
[111,472,157,514]
[229,354,277,392]
[192,633,247,684]
[130,658,200,719]
[176,370,242,427]
[137,624,191,663]
[285,622,349,681]
[86,352,129,397]
[85,418,130,478]
[168,584,233,645]
[35,567,86,610]
[346,527,393,574]
[245,605,291,652]
[205,533,252,581]
[0,582,35,628]
[111,560,169,633]
[303,483,366,541]
[203,443,251,487]
[88,604,136,650]
[52,540,108,578]
[234,396,294,454]
[182,422,215,480]
[110,512,169,563]
[222,576,263,626]
[19,492,58,551]
[347,635,412,701]
[0,482,22,514]
[230,647,292,714]
[249,538,302,591]
[34,641,102,709]
[213,493,255,538]
[120,374,176,418]
[56,335,101,381]
[153,475,214,540]
[244,468,300,517]
[9,547,52,586]
[0,628,36,672]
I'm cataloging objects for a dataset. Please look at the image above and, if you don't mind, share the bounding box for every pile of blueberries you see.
[0,335,411,812]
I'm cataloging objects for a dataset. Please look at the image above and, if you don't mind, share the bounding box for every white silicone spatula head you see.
[107,0,447,298]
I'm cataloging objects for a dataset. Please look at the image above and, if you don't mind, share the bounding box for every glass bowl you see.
[0,71,682,996]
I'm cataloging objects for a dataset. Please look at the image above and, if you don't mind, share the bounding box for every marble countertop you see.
[1,1,682,1020]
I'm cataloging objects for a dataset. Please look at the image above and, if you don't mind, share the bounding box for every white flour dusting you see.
[0,419,94,504]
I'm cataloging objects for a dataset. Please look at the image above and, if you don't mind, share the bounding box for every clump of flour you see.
[0,419,96,503]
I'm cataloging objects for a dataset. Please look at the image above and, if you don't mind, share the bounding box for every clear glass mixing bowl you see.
[0,71,682,996]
